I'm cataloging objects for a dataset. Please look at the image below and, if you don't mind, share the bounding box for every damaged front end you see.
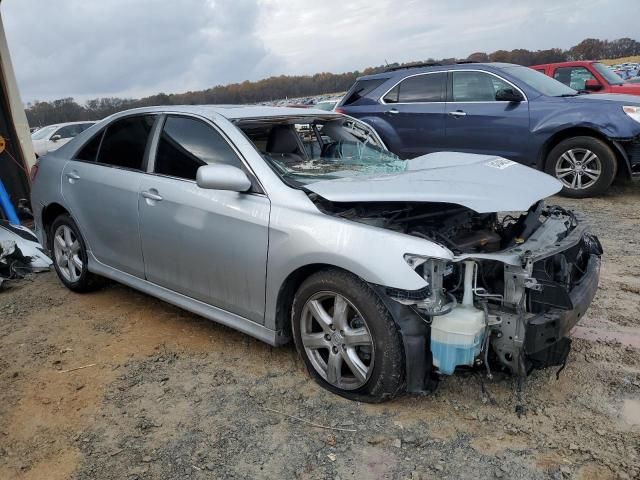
[314,196,602,391]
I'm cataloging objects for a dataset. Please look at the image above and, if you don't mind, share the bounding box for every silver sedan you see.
[31,106,601,401]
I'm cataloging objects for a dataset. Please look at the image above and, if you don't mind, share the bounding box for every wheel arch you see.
[41,202,70,249]
[540,127,630,179]
[274,263,356,340]
[356,116,403,156]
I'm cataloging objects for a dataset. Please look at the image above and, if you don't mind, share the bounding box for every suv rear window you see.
[341,78,387,106]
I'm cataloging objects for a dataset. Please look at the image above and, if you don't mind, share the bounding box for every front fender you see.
[531,102,640,139]
[264,201,453,329]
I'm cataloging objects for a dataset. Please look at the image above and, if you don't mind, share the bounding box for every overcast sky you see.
[3,0,640,103]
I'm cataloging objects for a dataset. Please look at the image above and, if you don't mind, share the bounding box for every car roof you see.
[356,62,520,80]
[40,120,97,128]
[531,60,598,69]
[106,105,341,122]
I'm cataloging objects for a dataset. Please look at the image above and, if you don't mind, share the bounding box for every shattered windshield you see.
[237,117,407,186]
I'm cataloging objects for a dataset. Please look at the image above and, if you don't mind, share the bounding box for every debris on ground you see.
[0,220,51,288]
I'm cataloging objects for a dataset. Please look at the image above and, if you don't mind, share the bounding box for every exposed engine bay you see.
[311,194,603,398]
[310,194,543,254]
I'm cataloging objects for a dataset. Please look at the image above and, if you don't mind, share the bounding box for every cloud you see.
[3,0,640,102]
[3,0,276,101]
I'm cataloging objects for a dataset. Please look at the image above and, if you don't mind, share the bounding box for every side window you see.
[154,116,242,180]
[97,116,155,170]
[384,73,446,103]
[554,67,595,90]
[75,131,104,162]
[452,71,512,102]
[54,125,77,139]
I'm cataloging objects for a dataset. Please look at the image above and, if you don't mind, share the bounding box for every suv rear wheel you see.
[545,136,616,198]
[291,269,405,402]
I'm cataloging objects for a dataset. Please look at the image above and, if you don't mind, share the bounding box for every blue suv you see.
[336,62,640,197]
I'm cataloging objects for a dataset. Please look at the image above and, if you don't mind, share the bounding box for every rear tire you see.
[49,214,102,292]
[545,136,616,198]
[292,269,405,403]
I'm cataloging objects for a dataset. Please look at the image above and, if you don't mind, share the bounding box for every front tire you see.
[50,214,101,292]
[545,136,616,198]
[292,269,405,403]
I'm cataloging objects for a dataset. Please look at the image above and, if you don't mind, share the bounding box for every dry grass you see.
[598,55,640,65]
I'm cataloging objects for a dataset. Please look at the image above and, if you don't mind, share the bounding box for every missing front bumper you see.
[523,253,601,371]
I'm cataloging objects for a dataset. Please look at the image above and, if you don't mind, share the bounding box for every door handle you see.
[65,171,80,183]
[386,108,400,115]
[448,110,467,118]
[141,190,163,202]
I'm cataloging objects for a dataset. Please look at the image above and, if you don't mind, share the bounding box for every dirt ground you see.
[1,182,639,480]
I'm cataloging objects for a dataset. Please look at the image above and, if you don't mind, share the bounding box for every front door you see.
[138,115,270,323]
[61,115,156,277]
[444,70,530,164]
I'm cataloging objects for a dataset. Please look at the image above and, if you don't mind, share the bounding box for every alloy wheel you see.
[300,291,375,390]
[555,148,602,190]
[53,224,83,283]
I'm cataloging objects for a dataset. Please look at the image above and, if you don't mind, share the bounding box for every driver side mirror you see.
[50,134,62,142]
[584,79,603,91]
[495,88,524,102]
[196,164,252,192]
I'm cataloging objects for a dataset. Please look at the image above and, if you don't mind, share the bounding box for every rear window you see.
[97,115,155,170]
[75,132,104,162]
[341,78,387,106]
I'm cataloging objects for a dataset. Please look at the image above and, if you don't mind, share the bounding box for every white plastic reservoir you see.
[430,261,485,375]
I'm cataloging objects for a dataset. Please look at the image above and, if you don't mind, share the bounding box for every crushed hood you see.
[305,152,562,213]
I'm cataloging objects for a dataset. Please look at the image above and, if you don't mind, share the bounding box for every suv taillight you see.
[29,162,39,182]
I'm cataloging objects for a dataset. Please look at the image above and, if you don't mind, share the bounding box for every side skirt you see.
[87,253,283,347]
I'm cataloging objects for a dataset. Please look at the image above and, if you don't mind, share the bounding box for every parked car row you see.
[336,62,640,197]
[609,62,640,80]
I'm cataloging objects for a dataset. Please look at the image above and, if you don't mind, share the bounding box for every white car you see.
[314,99,339,111]
[31,121,95,157]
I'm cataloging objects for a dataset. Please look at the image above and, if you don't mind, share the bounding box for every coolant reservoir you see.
[430,261,485,375]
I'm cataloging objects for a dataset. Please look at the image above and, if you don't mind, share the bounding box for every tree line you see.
[25,37,640,127]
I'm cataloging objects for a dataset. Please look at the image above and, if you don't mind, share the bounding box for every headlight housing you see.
[623,105,640,123]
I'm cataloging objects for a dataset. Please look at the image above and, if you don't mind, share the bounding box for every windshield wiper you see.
[557,93,579,97]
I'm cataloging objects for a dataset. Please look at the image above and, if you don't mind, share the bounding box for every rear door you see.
[61,115,156,277]
[376,72,447,158]
[444,70,530,163]
[138,115,270,323]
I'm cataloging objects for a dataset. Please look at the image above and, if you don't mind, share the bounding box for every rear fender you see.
[357,116,404,155]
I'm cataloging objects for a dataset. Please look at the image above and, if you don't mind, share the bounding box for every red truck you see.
[531,61,640,96]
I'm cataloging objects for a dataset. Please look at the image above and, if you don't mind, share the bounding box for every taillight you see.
[30,162,39,182]
[334,107,345,114]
